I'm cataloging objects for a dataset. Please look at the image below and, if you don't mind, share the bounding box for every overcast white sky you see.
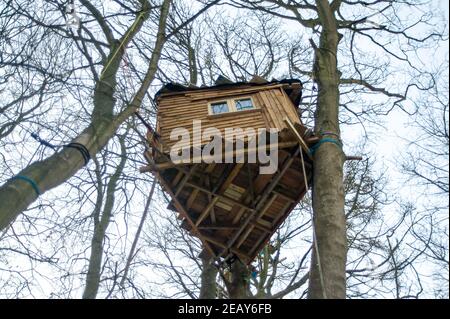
[0,0,448,299]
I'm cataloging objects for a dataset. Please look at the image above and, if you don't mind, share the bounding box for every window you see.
[235,98,254,111]
[210,101,229,114]
[208,96,256,115]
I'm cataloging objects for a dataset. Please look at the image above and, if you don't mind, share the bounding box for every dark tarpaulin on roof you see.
[155,77,303,107]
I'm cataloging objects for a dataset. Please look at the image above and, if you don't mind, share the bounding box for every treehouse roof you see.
[155,76,303,107]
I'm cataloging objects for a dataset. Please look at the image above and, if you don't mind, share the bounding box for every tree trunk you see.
[228,259,250,299]
[199,256,218,299]
[0,0,171,232]
[82,220,109,299]
[83,135,127,299]
[120,179,156,288]
[307,0,347,299]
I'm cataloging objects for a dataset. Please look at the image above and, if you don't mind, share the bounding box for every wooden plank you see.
[194,163,244,226]
[186,182,255,213]
[284,117,313,161]
[259,90,284,130]
[235,227,254,249]
[186,84,285,101]
[171,171,183,187]
[161,117,266,130]
[205,174,216,224]
[270,200,295,229]
[206,108,263,120]
[218,147,300,259]
[195,197,220,226]
[198,224,239,230]
[232,207,246,225]
[266,90,286,129]
[276,88,295,121]
[142,141,298,172]
[219,163,244,193]
[201,234,251,262]
[174,165,196,197]
[185,188,200,210]
[272,190,296,202]
[251,221,272,233]
[159,121,268,148]
[253,93,272,128]
[155,172,215,257]
[185,164,215,211]
[279,88,301,124]
[269,89,290,129]
[248,232,268,257]
[250,205,295,258]
[250,187,307,258]
[235,194,277,248]
[157,84,285,101]
[256,218,272,229]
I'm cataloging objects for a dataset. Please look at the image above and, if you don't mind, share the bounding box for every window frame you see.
[207,96,257,116]
[208,100,230,115]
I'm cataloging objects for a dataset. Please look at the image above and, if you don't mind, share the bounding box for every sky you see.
[440,0,450,20]
[0,0,448,299]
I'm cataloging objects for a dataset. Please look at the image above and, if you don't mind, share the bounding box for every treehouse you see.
[142,76,317,264]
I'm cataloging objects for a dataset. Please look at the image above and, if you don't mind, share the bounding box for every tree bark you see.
[120,179,156,288]
[0,0,171,232]
[307,0,347,299]
[199,256,218,299]
[228,259,250,299]
[82,135,127,299]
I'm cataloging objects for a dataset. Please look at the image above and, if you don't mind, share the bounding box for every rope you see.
[30,133,91,166]
[135,110,159,139]
[10,175,41,196]
[99,11,146,80]
[65,143,91,166]
[31,133,57,150]
[320,131,340,138]
[309,137,343,156]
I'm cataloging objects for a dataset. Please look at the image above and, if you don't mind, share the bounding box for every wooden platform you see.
[142,78,314,264]
[142,129,314,264]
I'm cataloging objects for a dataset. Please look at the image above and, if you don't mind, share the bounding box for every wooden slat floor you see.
[143,130,314,264]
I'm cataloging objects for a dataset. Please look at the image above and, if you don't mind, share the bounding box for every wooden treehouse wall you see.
[156,84,302,152]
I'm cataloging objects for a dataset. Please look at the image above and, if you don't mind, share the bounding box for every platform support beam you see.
[219,147,301,260]
[155,171,216,257]
[195,163,244,227]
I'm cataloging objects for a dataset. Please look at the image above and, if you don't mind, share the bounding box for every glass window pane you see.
[211,101,229,114]
[235,98,254,111]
